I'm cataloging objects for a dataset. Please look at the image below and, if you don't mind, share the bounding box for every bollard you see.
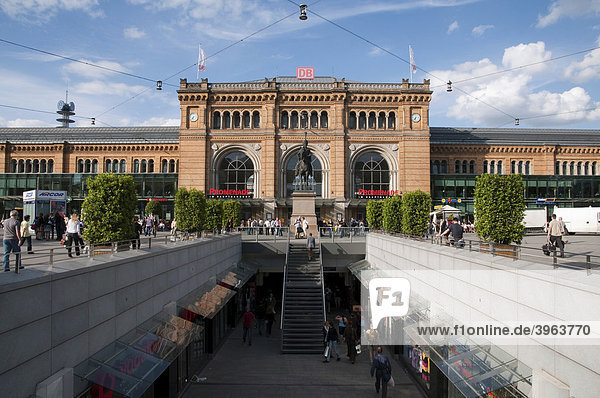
[513,246,517,261]
[587,255,591,276]
[468,240,472,252]
[490,242,495,256]
[88,244,94,258]
[49,249,54,266]
[148,237,152,249]
[15,252,21,274]
[165,235,168,245]
[553,250,558,268]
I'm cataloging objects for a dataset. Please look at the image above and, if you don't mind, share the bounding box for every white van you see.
[552,206,600,234]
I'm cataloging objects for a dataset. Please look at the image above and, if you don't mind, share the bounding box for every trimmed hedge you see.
[401,190,431,235]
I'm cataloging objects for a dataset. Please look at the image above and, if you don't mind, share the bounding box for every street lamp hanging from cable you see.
[299,4,307,20]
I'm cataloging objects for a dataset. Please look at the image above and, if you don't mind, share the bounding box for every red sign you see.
[146,198,168,202]
[296,67,314,79]
[357,189,399,196]
[209,188,250,197]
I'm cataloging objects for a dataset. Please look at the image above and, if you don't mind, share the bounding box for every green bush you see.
[366,200,384,229]
[205,199,224,232]
[82,174,137,244]
[382,195,402,233]
[174,187,206,233]
[401,190,431,236]
[223,200,242,228]
[145,200,163,218]
[474,174,525,244]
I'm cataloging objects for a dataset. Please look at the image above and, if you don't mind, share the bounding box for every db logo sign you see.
[296,67,314,79]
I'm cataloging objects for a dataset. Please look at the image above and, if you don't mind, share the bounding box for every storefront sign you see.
[536,197,556,204]
[146,198,168,202]
[208,188,251,197]
[441,198,462,204]
[356,189,399,197]
[296,67,315,79]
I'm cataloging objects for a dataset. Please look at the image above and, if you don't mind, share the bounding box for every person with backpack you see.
[370,346,392,397]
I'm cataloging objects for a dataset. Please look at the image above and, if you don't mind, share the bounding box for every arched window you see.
[41,159,48,173]
[525,161,530,175]
[310,111,318,129]
[92,159,98,173]
[358,112,366,129]
[213,111,221,129]
[378,112,386,129]
[569,161,575,175]
[134,159,140,173]
[26,159,32,173]
[33,159,39,173]
[77,159,84,173]
[320,111,328,129]
[291,111,299,129]
[280,111,289,129]
[368,112,376,129]
[105,159,111,172]
[242,111,251,128]
[300,111,308,128]
[387,112,396,129]
[349,112,357,129]
[48,159,54,173]
[511,161,516,174]
[577,162,582,175]
[483,160,488,174]
[84,159,91,173]
[454,160,460,174]
[120,159,126,173]
[490,161,495,174]
[112,159,119,173]
[141,160,147,173]
[555,161,560,175]
[18,160,24,173]
[592,161,597,176]
[148,159,154,173]
[218,151,255,196]
[497,161,503,174]
[162,159,168,173]
[440,160,448,174]
[354,152,390,196]
[252,111,260,128]
[10,159,17,173]
[169,159,176,173]
[233,111,241,129]
[285,153,323,197]
[223,111,231,129]
[432,161,439,175]
[462,160,468,174]
[585,161,590,175]
[562,162,567,175]
[469,160,475,174]
[517,161,523,174]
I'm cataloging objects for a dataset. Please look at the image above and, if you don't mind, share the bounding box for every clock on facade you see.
[189,113,198,122]
[411,113,421,122]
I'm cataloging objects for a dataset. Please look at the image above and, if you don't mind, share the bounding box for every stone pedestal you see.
[291,190,317,237]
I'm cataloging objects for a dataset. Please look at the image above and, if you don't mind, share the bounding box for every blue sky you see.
[1,0,600,129]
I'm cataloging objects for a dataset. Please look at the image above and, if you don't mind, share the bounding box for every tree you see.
[145,200,163,218]
[401,190,431,236]
[82,174,137,244]
[366,200,384,229]
[205,199,224,232]
[223,200,242,228]
[474,174,525,244]
[174,187,206,233]
[382,195,402,233]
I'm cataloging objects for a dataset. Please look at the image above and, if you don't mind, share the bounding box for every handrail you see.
[319,236,326,322]
[280,228,291,331]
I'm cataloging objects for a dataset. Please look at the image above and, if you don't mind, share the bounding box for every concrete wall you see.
[0,234,241,398]
[366,233,600,398]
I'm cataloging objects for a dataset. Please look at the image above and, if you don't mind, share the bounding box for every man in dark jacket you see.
[371,346,392,397]
[323,321,340,362]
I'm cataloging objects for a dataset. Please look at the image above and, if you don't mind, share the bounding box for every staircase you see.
[281,242,325,354]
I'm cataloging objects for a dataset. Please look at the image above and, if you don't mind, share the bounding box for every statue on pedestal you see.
[294,133,313,190]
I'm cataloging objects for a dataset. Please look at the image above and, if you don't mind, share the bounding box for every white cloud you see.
[72,81,148,97]
[447,20,459,34]
[564,46,600,83]
[5,118,53,128]
[124,27,146,39]
[0,0,103,22]
[140,117,180,126]
[430,41,600,126]
[63,60,132,79]
[537,0,600,28]
[369,47,384,57]
[472,24,494,37]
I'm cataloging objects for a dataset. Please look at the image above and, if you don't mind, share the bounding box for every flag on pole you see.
[197,45,206,80]
[409,45,416,82]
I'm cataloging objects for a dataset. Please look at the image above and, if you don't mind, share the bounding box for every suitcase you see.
[542,242,556,256]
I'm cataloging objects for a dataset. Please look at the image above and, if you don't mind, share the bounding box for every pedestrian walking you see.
[131,216,142,249]
[20,215,34,254]
[306,233,315,261]
[65,213,82,257]
[548,214,565,257]
[242,307,255,346]
[265,292,276,337]
[323,321,341,363]
[3,210,23,272]
[344,320,358,364]
[370,346,392,397]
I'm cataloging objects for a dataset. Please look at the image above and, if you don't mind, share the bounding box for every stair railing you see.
[280,228,291,331]
[319,237,326,323]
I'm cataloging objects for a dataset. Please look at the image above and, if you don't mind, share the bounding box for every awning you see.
[74,311,202,398]
[177,262,257,319]
[431,344,532,398]
[348,259,372,287]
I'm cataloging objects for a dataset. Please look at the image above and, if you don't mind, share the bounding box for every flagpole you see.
[409,45,413,83]
[197,44,200,81]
